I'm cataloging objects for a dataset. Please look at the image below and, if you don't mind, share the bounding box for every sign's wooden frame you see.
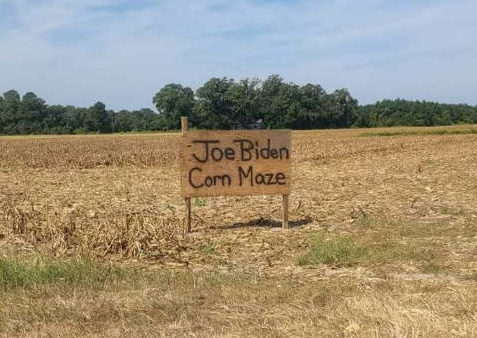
[181,116,290,232]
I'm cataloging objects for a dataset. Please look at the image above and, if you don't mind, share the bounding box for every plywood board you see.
[181,130,291,197]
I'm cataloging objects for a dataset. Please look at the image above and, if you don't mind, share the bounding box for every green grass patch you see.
[200,244,217,255]
[298,235,370,267]
[194,198,206,207]
[0,256,127,291]
[299,220,454,271]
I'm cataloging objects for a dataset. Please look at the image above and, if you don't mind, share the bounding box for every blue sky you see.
[0,0,476,110]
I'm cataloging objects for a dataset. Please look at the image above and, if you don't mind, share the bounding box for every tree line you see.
[0,90,159,135]
[357,99,477,127]
[1,75,476,135]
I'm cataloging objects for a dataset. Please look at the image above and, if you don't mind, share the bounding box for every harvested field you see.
[0,125,476,337]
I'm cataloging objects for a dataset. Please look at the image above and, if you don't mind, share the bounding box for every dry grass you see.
[0,125,476,337]
[1,263,475,337]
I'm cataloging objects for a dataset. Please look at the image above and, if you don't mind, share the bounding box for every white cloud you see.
[0,0,476,110]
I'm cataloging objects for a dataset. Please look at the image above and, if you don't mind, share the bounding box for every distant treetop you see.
[0,76,476,135]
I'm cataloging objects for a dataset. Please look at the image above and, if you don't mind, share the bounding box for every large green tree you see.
[327,89,358,128]
[0,95,4,133]
[1,90,21,134]
[17,92,46,134]
[225,78,261,126]
[153,84,194,130]
[84,102,111,133]
[194,77,234,129]
[44,105,68,134]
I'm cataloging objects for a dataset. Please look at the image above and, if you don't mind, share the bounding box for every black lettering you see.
[279,147,289,160]
[275,172,286,185]
[192,140,220,163]
[204,176,214,187]
[224,147,235,160]
[270,148,278,159]
[211,147,223,161]
[264,173,275,184]
[255,173,265,184]
[234,139,254,161]
[213,174,232,186]
[238,165,253,186]
[188,167,204,188]
[260,139,271,159]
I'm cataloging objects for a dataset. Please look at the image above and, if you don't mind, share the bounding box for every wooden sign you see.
[180,117,291,231]
[181,130,291,197]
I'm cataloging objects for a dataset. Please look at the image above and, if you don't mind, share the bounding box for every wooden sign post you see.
[181,117,192,232]
[180,116,291,232]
